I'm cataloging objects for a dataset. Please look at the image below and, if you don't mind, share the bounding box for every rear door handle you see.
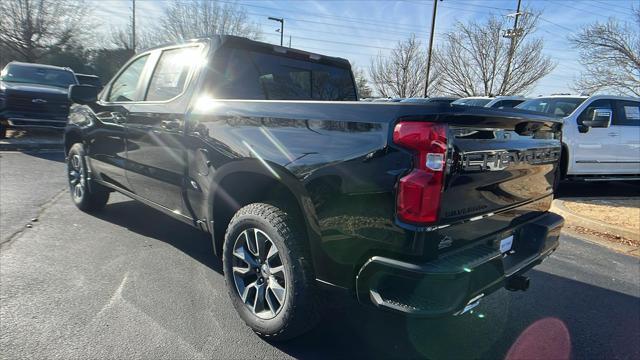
[111,112,126,124]
[161,120,181,130]
[608,132,619,137]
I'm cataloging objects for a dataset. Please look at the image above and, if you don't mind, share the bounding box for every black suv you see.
[0,62,78,138]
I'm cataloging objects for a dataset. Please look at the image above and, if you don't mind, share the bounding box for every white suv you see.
[516,95,640,181]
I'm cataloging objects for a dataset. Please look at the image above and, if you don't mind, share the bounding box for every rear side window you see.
[614,100,640,126]
[146,47,199,101]
[577,99,614,125]
[108,55,149,102]
[210,47,356,101]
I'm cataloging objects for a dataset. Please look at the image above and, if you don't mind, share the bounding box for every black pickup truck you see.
[0,62,78,138]
[64,36,564,340]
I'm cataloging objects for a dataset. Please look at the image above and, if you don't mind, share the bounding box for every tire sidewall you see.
[223,213,298,337]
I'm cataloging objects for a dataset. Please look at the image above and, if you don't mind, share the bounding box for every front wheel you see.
[67,143,110,212]
[223,203,320,340]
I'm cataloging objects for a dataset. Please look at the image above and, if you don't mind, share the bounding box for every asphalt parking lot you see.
[1,150,639,359]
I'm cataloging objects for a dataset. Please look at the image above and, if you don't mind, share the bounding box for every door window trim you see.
[613,99,640,126]
[576,98,614,126]
[100,43,206,106]
[142,44,204,103]
[102,52,156,104]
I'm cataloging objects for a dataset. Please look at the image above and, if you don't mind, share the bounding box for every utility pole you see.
[501,0,523,95]
[132,0,136,52]
[268,17,284,46]
[289,35,291,48]
[424,0,441,98]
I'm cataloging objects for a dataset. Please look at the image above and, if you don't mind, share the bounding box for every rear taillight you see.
[393,121,447,224]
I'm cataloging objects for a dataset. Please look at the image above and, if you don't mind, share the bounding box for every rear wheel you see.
[223,203,320,340]
[0,123,7,139]
[67,143,110,212]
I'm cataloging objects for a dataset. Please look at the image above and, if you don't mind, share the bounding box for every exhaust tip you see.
[506,275,530,292]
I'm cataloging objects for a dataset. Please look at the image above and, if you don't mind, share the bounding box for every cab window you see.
[107,55,150,102]
[209,46,357,101]
[613,100,640,126]
[577,99,614,125]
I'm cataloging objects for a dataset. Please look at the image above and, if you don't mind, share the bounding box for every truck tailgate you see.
[438,111,561,226]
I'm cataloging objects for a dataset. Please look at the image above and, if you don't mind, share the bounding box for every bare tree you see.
[434,10,554,97]
[0,0,92,63]
[570,10,640,96]
[159,0,261,42]
[369,35,438,98]
[351,63,372,98]
[108,26,163,52]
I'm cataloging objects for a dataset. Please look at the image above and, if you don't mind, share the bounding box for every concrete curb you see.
[552,199,639,241]
[0,140,63,152]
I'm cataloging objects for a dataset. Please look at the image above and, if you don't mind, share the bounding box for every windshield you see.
[515,97,586,117]
[0,64,77,88]
[452,98,492,106]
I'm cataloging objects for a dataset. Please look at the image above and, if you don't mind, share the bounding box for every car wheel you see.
[223,203,320,340]
[67,143,109,212]
[0,123,6,139]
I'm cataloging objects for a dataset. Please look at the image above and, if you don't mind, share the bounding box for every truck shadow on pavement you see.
[93,199,639,360]
[94,198,223,274]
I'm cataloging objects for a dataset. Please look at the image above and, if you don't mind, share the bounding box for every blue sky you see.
[93,0,638,96]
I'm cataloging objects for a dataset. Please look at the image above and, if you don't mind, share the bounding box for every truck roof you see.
[534,94,638,101]
[141,35,352,69]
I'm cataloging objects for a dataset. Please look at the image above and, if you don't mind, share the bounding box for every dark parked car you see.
[401,97,458,105]
[0,62,77,138]
[64,36,564,340]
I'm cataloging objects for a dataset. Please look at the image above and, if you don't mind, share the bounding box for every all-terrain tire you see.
[223,203,320,341]
[67,143,110,212]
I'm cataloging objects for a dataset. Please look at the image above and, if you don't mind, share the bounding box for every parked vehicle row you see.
[452,95,527,109]
[515,95,640,181]
[63,35,564,340]
[0,62,102,138]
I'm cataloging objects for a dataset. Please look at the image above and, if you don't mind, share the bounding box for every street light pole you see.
[424,0,441,98]
[268,17,284,46]
[132,0,136,52]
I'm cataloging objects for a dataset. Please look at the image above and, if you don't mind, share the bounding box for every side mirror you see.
[583,108,612,128]
[68,85,98,104]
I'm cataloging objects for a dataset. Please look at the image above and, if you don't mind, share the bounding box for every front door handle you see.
[161,120,181,130]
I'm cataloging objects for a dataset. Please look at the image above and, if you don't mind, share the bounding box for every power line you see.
[536,0,633,17]
[255,21,434,44]
[246,10,429,38]
[223,0,433,34]
[258,31,394,51]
